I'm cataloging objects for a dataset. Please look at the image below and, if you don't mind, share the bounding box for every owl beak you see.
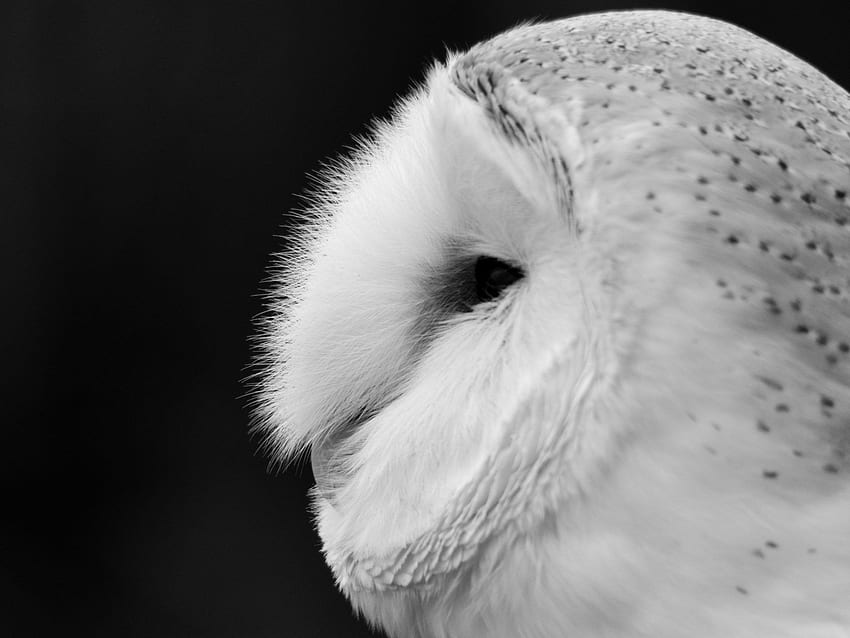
[310,405,380,502]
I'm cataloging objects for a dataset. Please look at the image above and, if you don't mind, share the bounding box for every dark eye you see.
[474,256,524,303]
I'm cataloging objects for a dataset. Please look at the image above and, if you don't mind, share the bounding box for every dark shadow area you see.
[1,1,847,636]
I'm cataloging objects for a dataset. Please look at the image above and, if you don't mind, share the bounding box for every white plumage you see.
[257,10,850,638]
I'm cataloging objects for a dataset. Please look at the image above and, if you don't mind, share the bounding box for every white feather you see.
[257,10,850,638]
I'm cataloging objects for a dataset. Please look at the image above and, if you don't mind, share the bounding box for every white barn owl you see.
[256,10,850,638]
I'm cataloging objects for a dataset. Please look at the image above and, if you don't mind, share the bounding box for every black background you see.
[2,2,848,636]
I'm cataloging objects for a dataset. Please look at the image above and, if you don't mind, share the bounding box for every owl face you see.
[258,10,850,638]
[263,65,617,565]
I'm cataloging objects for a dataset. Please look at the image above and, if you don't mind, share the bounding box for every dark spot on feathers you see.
[824,463,839,474]
[763,470,779,479]
[757,376,783,391]
[757,420,771,433]
[766,541,779,549]
[763,297,781,315]
[776,404,789,412]
[736,586,749,595]
[752,548,765,559]
[821,395,835,408]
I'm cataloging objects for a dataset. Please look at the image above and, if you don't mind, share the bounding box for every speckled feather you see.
[261,10,850,638]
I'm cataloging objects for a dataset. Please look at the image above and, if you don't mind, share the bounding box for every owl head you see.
[256,10,850,638]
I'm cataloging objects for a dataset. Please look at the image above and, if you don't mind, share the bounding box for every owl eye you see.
[474,256,524,303]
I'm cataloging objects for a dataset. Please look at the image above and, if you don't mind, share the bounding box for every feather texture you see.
[257,10,850,637]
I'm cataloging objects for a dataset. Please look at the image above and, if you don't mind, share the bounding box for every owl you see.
[256,10,850,638]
